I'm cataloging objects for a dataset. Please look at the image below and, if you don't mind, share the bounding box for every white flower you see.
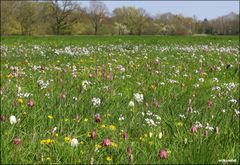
[128,101,134,107]
[92,97,101,107]
[234,109,240,115]
[71,138,79,147]
[159,132,163,139]
[9,115,17,125]
[118,114,125,121]
[199,78,204,82]
[134,93,143,103]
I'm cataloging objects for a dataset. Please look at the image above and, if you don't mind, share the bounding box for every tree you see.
[15,1,38,35]
[88,1,108,35]
[50,0,80,35]
[113,6,147,35]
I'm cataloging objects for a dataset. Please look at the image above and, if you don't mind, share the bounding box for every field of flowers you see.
[1,36,239,164]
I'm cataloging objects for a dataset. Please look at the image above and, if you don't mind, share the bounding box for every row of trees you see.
[1,0,239,35]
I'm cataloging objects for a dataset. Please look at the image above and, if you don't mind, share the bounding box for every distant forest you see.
[1,1,239,35]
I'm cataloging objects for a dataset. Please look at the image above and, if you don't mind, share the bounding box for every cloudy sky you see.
[80,1,239,20]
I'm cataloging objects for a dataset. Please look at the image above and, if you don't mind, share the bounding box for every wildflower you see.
[40,139,53,145]
[84,118,88,122]
[48,115,53,119]
[106,156,112,161]
[91,131,96,139]
[27,100,34,108]
[60,92,66,100]
[64,137,71,143]
[111,142,118,148]
[18,98,23,104]
[92,97,101,107]
[159,149,168,159]
[109,125,116,131]
[123,132,127,141]
[191,126,198,133]
[102,138,111,147]
[9,115,17,125]
[159,132,163,139]
[95,114,101,123]
[208,100,213,108]
[50,127,57,137]
[118,114,125,121]
[71,138,79,147]
[13,137,21,145]
[128,101,135,107]
[134,93,144,103]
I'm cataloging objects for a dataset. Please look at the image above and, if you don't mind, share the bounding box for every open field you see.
[1,36,239,164]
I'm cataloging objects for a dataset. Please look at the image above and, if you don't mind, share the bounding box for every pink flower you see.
[191,126,198,133]
[123,132,127,141]
[159,149,168,159]
[102,138,111,147]
[50,127,56,137]
[95,114,101,123]
[13,137,21,145]
[60,92,66,100]
[27,100,34,108]
[208,100,213,108]
[91,131,96,139]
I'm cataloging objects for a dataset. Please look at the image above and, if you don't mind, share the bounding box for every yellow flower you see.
[64,137,71,143]
[101,124,106,128]
[18,98,23,104]
[111,142,118,148]
[80,141,84,145]
[84,118,88,122]
[106,156,112,161]
[87,132,91,137]
[96,144,102,149]
[40,139,53,145]
[109,125,116,131]
[46,157,51,161]
[48,115,53,119]
[55,133,59,137]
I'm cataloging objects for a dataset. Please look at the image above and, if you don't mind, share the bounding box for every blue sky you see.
[80,1,239,20]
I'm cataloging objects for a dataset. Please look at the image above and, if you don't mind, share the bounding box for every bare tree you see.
[50,0,80,35]
[88,1,107,35]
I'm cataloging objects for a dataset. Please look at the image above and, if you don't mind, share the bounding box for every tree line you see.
[1,0,239,36]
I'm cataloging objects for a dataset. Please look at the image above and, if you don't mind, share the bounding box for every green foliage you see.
[1,36,239,164]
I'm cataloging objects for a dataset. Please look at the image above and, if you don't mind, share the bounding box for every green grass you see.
[1,36,239,164]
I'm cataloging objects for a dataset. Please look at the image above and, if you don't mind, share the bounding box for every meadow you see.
[0,36,239,164]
